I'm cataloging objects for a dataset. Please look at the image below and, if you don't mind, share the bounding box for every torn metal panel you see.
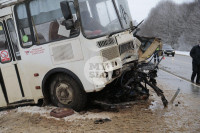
[138,37,163,62]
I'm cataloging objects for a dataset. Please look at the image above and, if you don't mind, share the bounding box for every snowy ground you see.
[0,55,200,133]
[175,51,189,56]
[0,71,200,133]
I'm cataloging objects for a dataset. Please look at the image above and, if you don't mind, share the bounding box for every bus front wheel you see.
[50,73,87,111]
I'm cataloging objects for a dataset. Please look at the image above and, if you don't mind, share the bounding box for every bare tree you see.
[139,1,199,51]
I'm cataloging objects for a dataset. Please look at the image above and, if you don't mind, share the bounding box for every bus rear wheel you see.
[50,74,87,111]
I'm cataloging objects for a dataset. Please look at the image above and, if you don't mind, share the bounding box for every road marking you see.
[160,69,200,88]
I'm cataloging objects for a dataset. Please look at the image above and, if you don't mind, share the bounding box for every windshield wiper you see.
[107,29,127,38]
[108,20,144,38]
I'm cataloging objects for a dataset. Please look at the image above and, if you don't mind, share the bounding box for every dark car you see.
[162,44,175,57]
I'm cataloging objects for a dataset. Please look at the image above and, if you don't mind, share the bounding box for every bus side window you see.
[29,0,79,44]
[0,23,11,63]
[15,4,33,48]
[7,19,21,60]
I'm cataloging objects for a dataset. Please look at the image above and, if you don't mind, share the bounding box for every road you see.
[160,54,192,82]
[0,54,200,133]
[159,54,200,100]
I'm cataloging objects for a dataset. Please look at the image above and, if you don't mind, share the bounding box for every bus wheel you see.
[50,74,87,111]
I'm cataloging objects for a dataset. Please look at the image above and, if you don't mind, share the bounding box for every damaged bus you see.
[0,0,167,111]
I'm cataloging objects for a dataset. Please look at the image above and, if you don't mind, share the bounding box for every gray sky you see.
[128,0,195,22]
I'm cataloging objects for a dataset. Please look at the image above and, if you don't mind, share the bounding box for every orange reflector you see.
[35,86,41,89]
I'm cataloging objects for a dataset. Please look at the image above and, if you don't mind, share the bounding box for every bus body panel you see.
[0,63,23,103]
[0,85,7,107]
[16,62,34,100]
[0,7,12,17]
[0,0,140,108]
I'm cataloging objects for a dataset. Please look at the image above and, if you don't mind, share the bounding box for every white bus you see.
[0,0,141,111]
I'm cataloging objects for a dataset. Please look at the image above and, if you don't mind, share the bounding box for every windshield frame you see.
[77,0,131,39]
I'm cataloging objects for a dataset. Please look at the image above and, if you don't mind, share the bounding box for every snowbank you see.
[16,106,112,122]
[0,111,8,117]
[175,51,189,56]
[17,106,56,115]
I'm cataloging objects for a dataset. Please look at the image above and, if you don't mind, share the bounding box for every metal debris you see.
[94,118,111,124]
[170,88,181,104]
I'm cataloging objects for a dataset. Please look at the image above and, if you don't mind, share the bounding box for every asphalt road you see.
[0,54,199,132]
[157,53,200,100]
[160,54,192,82]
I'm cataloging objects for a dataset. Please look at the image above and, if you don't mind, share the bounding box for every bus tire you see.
[50,73,87,111]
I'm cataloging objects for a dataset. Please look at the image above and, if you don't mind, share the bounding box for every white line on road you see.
[160,69,200,88]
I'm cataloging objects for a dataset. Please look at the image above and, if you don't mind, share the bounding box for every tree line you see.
[138,0,200,51]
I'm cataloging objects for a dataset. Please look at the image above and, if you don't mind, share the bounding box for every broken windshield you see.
[114,0,132,29]
[78,0,122,38]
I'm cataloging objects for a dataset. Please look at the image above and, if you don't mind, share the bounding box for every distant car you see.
[162,44,175,57]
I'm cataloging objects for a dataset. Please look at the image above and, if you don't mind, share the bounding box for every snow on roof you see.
[0,0,17,5]
[0,0,25,9]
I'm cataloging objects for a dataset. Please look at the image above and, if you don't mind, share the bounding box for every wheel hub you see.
[56,82,73,105]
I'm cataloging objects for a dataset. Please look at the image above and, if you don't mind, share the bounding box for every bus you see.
[0,0,141,111]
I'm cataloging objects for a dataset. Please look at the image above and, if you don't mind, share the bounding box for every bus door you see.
[0,16,24,106]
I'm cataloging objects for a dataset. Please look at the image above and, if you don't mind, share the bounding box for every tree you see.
[138,1,199,50]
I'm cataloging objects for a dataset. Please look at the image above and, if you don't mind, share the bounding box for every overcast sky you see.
[128,0,195,22]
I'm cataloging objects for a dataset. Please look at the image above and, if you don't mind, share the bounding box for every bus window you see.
[7,19,21,60]
[114,0,132,29]
[15,4,33,47]
[79,0,121,38]
[0,23,11,63]
[29,0,79,44]
[96,1,120,27]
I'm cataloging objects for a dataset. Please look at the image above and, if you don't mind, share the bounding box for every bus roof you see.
[0,0,25,9]
[0,6,12,17]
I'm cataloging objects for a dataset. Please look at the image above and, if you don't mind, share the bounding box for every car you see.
[162,44,175,57]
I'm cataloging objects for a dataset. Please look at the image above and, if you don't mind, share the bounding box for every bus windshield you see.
[79,0,123,38]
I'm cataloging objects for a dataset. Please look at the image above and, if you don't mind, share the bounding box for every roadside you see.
[160,54,192,82]
[0,70,200,133]
[175,51,189,56]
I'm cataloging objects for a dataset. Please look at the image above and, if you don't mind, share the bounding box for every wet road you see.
[0,54,199,132]
[157,70,200,104]
[157,54,200,110]
[159,54,200,96]
[160,54,192,81]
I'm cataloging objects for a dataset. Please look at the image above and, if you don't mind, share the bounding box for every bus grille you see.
[97,38,116,48]
[119,41,134,55]
[101,46,120,61]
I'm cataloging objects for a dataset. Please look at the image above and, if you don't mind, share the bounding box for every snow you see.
[16,106,112,122]
[17,106,56,115]
[0,0,17,6]
[63,112,112,122]
[175,51,189,56]
[0,110,8,117]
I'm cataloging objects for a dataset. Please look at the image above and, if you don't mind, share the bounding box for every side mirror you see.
[60,1,73,20]
[61,20,74,30]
